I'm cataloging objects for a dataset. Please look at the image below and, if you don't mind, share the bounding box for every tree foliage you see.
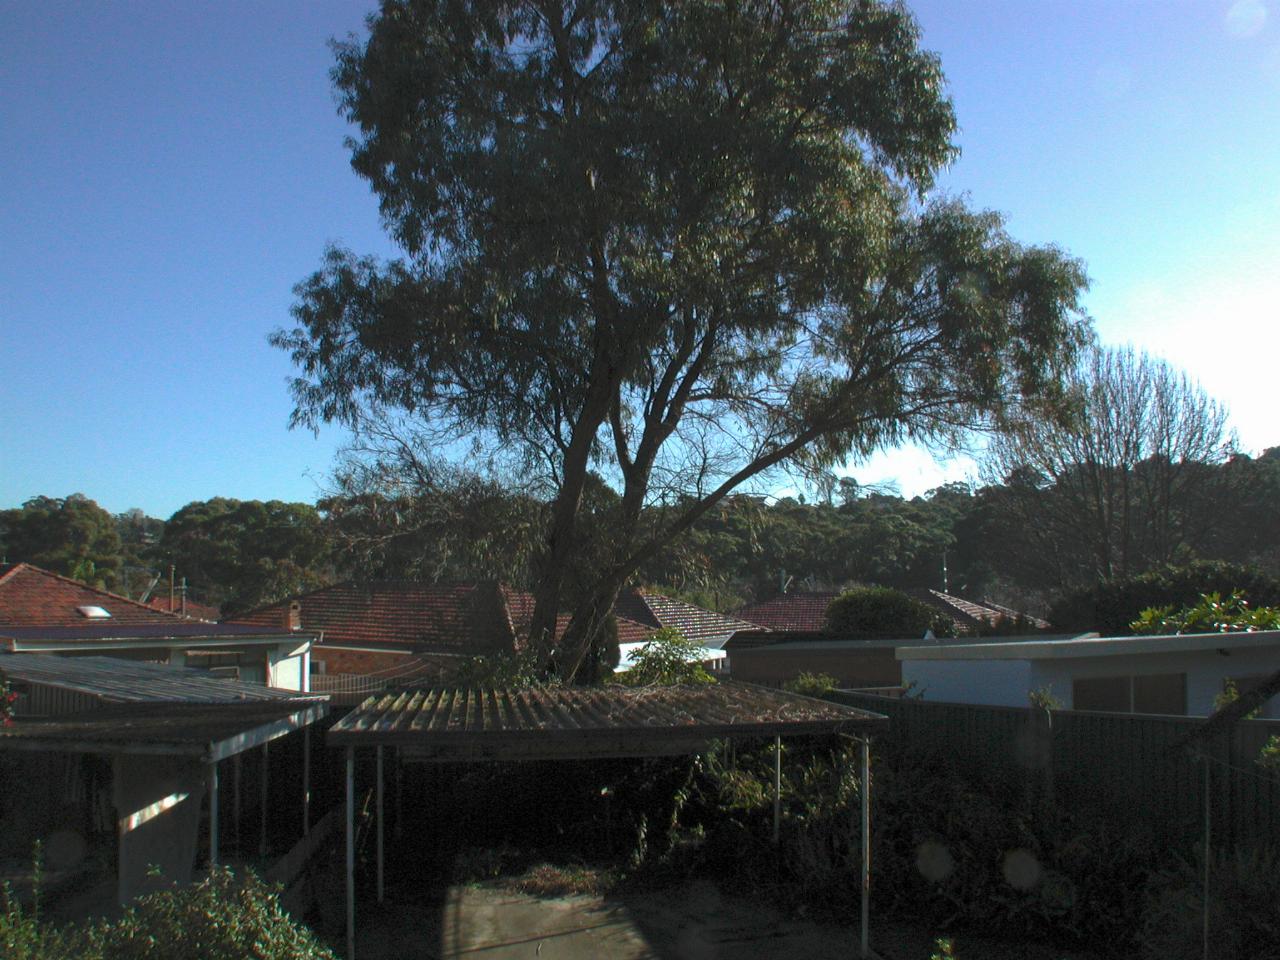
[0,494,122,589]
[276,0,1090,680]
[157,498,331,616]
[1130,591,1280,636]
[617,627,715,686]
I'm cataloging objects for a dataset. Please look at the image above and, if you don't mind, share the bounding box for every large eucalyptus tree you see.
[276,0,1090,680]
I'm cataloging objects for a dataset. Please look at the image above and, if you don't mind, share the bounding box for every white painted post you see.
[260,741,270,858]
[303,726,311,838]
[346,747,355,960]
[861,736,871,959]
[208,761,219,869]
[772,735,782,844]
[376,745,385,903]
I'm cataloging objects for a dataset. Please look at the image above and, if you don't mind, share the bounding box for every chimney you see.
[288,600,302,631]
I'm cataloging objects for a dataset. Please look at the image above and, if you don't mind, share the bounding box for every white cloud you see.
[1226,0,1268,38]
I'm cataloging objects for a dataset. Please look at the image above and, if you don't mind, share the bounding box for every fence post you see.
[1203,755,1210,960]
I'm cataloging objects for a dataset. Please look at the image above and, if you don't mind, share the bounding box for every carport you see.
[0,659,328,903]
[328,682,886,959]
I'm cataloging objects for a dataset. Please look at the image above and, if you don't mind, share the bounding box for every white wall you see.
[267,648,305,692]
[905,645,1280,716]
[903,658,1032,707]
[1031,647,1280,716]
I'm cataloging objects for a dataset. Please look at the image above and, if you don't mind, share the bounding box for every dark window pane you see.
[1073,676,1130,712]
[1134,673,1186,715]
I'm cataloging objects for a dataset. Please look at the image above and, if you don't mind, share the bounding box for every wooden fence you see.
[829,691,1280,853]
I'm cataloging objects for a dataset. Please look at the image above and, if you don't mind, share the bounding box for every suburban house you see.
[727,587,1049,688]
[231,581,760,694]
[0,563,315,690]
[898,629,1280,716]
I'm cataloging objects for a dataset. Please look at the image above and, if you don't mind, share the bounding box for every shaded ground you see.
[339,877,1101,960]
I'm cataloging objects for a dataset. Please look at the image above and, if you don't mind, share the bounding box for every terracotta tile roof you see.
[616,590,766,650]
[906,589,1050,633]
[0,563,188,627]
[735,587,1047,635]
[735,591,843,632]
[231,580,518,655]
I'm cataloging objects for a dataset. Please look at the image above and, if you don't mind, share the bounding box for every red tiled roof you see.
[232,580,517,655]
[616,590,766,649]
[0,563,189,627]
[735,587,1047,634]
[735,591,842,632]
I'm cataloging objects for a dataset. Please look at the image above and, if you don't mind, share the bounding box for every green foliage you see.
[930,938,958,960]
[1139,844,1280,960]
[3,858,333,960]
[278,0,1089,682]
[0,669,16,726]
[82,868,336,960]
[1027,686,1061,711]
[784,672,840,697]
[1050,560,1280,635]
[618,628,714,687]
[1258,735,1280,770]
[159,498,331,615]
[0,494,122,589]
[825,586,952,639]
[445,648,549,690]
[1131,590,1280,635]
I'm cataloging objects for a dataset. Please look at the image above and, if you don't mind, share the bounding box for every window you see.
[1072,673,1186,715]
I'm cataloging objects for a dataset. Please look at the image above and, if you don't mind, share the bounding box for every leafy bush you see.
[82,868,336,960]
[445,647,548,689]
[1139,844,1280,960]
[784,671,839,697]
[1131,591,1280,635]
[1049,560,1280,635]
[824,586,952,639]
[617,628,715,686]
[1,846,77,960]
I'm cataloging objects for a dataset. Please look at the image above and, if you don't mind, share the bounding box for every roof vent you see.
[76,605,112,619]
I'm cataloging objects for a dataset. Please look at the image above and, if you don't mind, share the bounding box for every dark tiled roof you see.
[906,589,1050,632]
[735,591,842,632]
[232,580,518,655]
[328,682,886,758]
[0,563,189,627]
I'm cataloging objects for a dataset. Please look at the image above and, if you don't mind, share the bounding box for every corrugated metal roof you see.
[0,700,327,759]
[328,682,884,760]
[0,623,312,643]
[0,653,317,704]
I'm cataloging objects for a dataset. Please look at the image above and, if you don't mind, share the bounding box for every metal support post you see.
[772,735,782,844]
[233,753,242,854]
[1203,756,1211,960]
[259,741,270,858]
[376,746,385,903]
[394,748,403,841]
[346,747,355,960]
[861,736,871,959]
[303,726,311,838]
[208,761,219,869]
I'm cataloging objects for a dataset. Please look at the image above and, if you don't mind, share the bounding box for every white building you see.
[898,630,1280,717]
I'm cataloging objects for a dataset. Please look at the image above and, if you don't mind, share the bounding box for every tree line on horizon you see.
[3,437,1277,627]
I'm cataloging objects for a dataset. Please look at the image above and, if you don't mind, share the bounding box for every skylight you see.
[76,605,112,619]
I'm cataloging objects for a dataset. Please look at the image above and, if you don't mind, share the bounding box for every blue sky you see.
[2,1,1278,517]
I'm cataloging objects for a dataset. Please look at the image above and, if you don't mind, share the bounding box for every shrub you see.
[1049,561,1280,635]
[784,672,839,697]
[617,628,715,686]
[1139,844,1280,960]
[82,868,337,960]
[824,586,952,639]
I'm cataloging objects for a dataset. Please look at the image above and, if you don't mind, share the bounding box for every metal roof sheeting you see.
[328,682,885,760]
[0,653,313,704]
